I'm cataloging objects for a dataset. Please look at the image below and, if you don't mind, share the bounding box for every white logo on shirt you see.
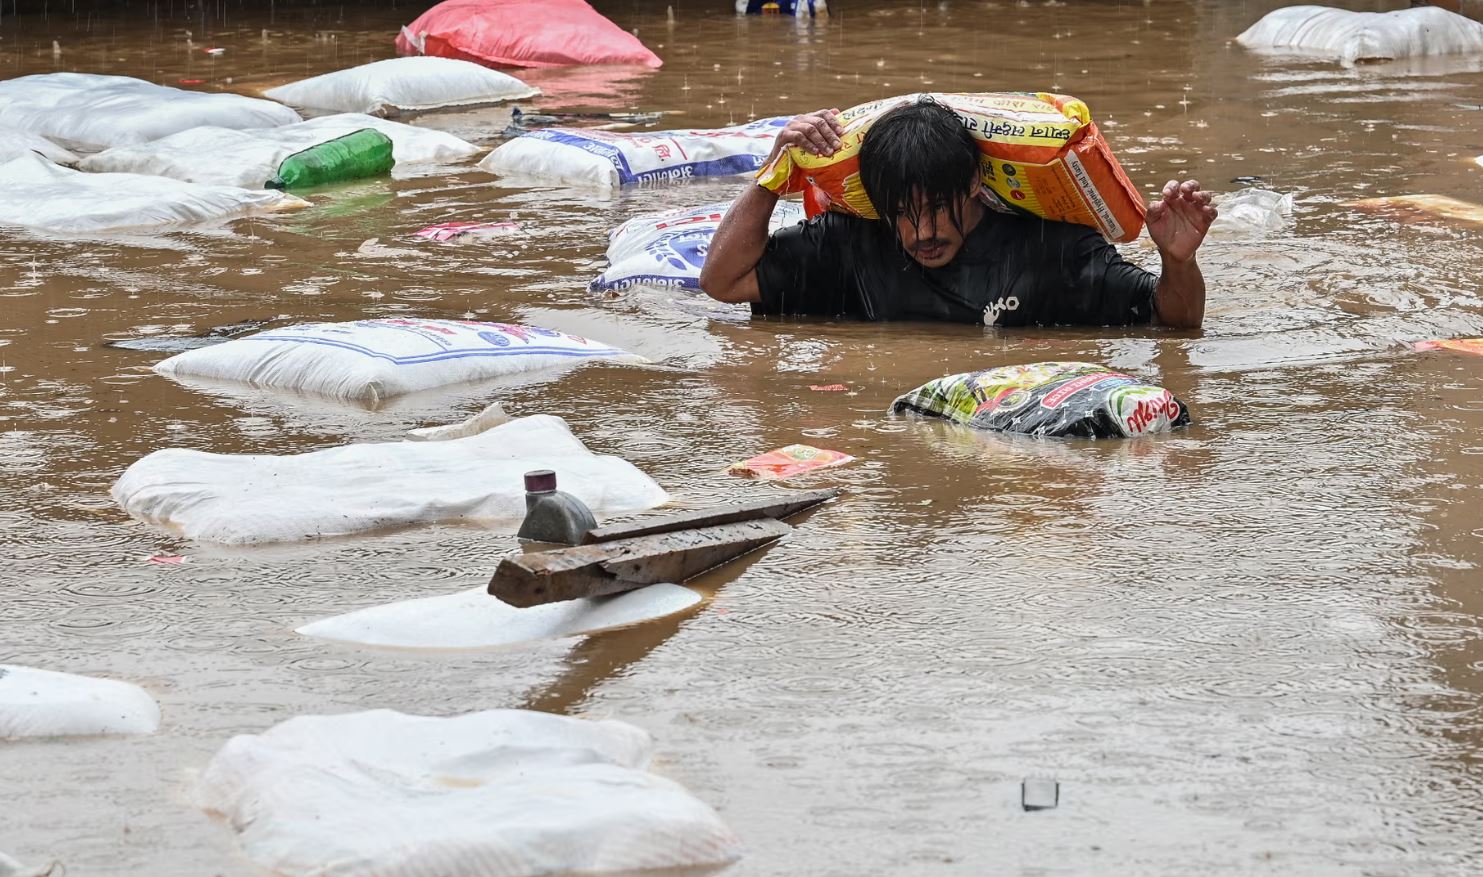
[983,295,1021,326]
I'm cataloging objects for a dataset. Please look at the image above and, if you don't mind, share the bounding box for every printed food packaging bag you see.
[479,118,787,187]
[590,199,805,293]
[890,362,1190,438]
[757,92,1145,242]
[728,444,854,479]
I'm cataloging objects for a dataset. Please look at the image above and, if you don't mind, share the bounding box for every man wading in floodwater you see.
[699,99,1216,329]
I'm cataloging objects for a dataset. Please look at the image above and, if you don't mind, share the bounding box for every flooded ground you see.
[3,0,1483,873]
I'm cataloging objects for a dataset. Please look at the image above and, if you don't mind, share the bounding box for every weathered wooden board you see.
[490,518,791,608]
[582,488,840,544]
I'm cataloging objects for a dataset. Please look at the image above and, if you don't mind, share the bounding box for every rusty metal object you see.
[490,518,791,608]
[581,488,840,544]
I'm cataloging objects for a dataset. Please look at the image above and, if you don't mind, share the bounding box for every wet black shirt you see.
[753,210,1158,326]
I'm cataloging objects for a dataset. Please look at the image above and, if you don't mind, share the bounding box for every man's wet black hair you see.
[858,98,979,237]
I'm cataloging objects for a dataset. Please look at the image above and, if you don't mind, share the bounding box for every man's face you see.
[893,189,975,268]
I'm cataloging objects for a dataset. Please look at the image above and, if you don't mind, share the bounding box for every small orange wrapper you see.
[1414,339,1483,356]
[728,444,854,480]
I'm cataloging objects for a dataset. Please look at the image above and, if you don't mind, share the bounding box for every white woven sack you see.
[0,127,77,165]
[80,114,478,187]
[153,319,643,405]
[591,199,805,292]
[195,709,742,877]
[0,665,160,739]
[1237,5,1483,65]
[265,57,539,114]
[0,73,299,152]
[479,117,787,187]
[0,154,307,234]
[111,414,670,545]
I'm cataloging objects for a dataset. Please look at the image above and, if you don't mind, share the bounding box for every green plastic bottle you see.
[265,129,395,190]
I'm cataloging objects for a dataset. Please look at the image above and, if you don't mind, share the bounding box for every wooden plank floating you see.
[582,488,841,544]
[490,518,792,608]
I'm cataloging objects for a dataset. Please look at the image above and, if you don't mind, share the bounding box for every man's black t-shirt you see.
[753,209,1159,326]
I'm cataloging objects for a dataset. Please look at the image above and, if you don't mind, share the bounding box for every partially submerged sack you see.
[0,73,299,152]
[1237,5,1483,65]
[757,92,1145,242]
[112,414,670,545]
[479,118,787,187]
[397,0,663,68]
[0,126,77,165]
[153,318,641,405]
[590,199,805,292]
[891,362,1190,438]
[264,57,539,114]
[0,665,160,739]
[79,114,478,188]
[0,154,307,234]
[265,129,394,189]
[195,709,740,877]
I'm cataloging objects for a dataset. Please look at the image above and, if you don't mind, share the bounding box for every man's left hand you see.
[1147,179,1216,264]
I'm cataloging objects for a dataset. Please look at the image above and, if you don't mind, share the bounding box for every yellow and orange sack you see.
[756,92,1146,243]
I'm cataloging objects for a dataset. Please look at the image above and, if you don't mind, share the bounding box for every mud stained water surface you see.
[2,0,1483,874]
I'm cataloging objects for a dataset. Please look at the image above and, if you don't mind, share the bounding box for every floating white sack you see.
[0,73,299,152]
[0,127,77,165]
[1210,189,1294,236]
[298,583,701,650]
[79,114,479,188]
[0,665,160,739]
[195,709,742,877]
[406,401,512,441]
[153,318,643,405]
[0,154,308,234]
[265,57,539,115]
[1237,6,1483,65]
[112,414,670,545]
[591,199,805,293]
[479,117,787,187]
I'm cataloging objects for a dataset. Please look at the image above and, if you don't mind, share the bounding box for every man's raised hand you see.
[768,109,845,162]
[1147,179,1216,265]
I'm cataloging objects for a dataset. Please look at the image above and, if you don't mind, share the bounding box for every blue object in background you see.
[745,0,819,16]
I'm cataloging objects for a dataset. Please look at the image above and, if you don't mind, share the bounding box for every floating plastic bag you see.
[0,73,299,152]
[1415,338,1483,355]
[153,319,642,406]
[266,129,394,189]
[195,709,740,877]
[0,665,160,739]
[590,200,805,293]
[397,0,662,69]
[891,362,1190,438]
[1237,6,1483,65]
[112,414,670,545]
[79,114,478,188]
[264,57,539,115]
[757,92,1145,242]
[298,583,700,650]
[479,118,787,187]
[729,445,854,479]
[1209,188,1294,236]
[0,154,307,234]
[0,127,77,165]
[413,220,522,242]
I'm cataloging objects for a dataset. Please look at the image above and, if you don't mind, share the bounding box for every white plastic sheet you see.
[0,852,60,877]
[0,154,308,234]
[0,127,77,165]
[1237,5,1483,65]
[0,73,299,152]
[265,57,539,114]
[298,583,701,650]
[1210,189,1294,236]
[591,199,805,292]
[153,319,643,405]
[0,665,160,739]
[479,117,787,187]
[195,709,742,877]
[112,414,670,545]
[79,114,479,188]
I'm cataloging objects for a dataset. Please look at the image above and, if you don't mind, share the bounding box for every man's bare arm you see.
[1145,179,1216,329]
[699,109,844,304]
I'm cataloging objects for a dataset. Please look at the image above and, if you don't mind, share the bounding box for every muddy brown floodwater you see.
[3,0,1483,873]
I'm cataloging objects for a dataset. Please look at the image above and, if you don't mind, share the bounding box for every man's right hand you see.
[767,109,845,164]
